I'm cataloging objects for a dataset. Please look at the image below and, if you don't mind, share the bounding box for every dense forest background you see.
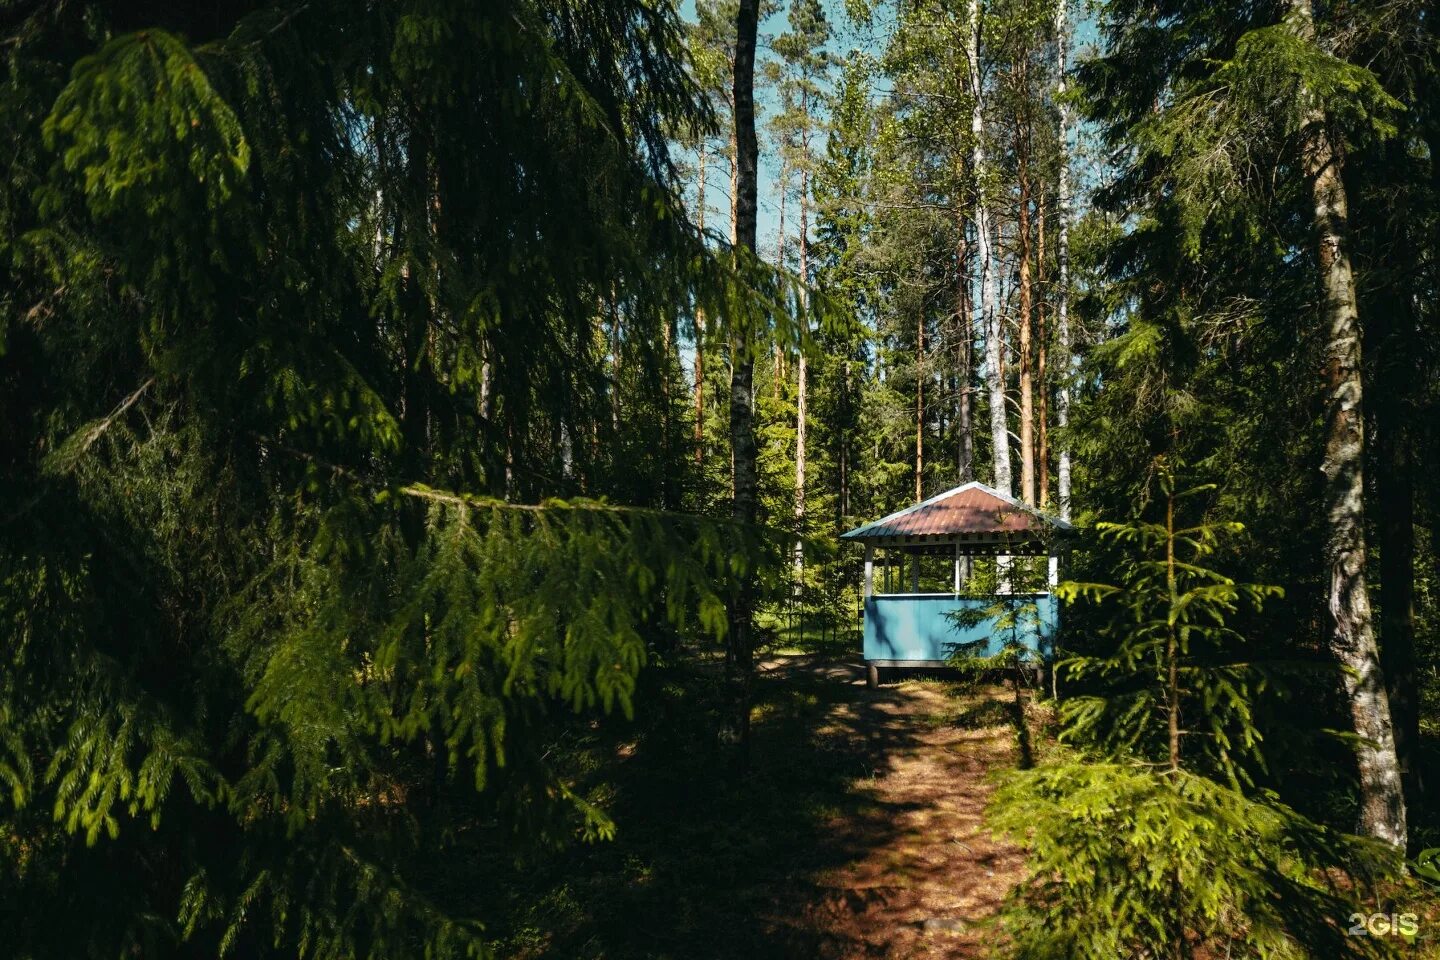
[2,0,1438,956]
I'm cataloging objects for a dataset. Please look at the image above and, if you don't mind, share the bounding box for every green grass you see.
[758,613,861,658]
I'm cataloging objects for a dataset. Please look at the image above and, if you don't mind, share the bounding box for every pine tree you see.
[726,0,762,769]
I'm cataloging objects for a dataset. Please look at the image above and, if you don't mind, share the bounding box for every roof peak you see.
[840,481,1075,541]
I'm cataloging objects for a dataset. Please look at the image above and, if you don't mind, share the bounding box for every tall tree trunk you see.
[1037,191,1050,509]
[610,294,623,437]
[1054,0,1073,521]
[916,312,925,501]
[663,311,674,504]
[729,116,740,246]
[969,0,1011,497]
[1016,106,1036,506]
[1291,0,1406,848]
[794,145,809,579]
[1166,486,1181,773]
[841,359,852,518]
[695,146,707,467]
[956,209,975,483]
[774,159,787,397]
[794,352,807,569]
[728,0,761,772]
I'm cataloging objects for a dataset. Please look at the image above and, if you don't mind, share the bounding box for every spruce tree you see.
[0,2,793,955]
[989,461,1400,958]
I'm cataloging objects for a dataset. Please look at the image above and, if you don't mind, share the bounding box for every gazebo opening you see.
[840,481,1075,687]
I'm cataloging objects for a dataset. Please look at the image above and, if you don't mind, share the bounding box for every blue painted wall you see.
[862,594,1058,663]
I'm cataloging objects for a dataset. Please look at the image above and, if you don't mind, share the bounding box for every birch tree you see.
[772,0,833,574]
[1288,0,1405,847]
[969,0,1012,497]
[1053,0,1072,522]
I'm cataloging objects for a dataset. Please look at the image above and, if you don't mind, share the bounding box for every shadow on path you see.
[488,654,1029,959]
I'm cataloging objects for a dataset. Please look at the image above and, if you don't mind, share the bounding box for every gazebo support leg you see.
[866,663,879,689]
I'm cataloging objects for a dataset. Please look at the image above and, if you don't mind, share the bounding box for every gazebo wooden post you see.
[953,541,961,595]
[911,549,920,593]
[864,543,879,689]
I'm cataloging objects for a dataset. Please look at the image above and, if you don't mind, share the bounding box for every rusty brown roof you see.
[840,481,1074,541]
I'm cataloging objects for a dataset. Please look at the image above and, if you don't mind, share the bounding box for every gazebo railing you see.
[861,592,1058,665]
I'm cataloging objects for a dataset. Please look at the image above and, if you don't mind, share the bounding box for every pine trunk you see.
[728,0,761,772]
[794,157,809,579]
[969,0,1010,497]
[1166,488,1181,773]
[695,147,707,467]
[1037,191,1050,509]
[841,360,852,517]
[916,311,925,501]
[1017,115,1036,506]
[774,159,787,398]
[795,345,807,572]
[1292,0,1406,848]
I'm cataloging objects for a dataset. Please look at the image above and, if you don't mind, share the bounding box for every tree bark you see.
[1166,487,1181,773]
[841,359,852,517]
[1053,0,1073,522]
[916,311,925,501]
[1037,190,1050,509]
[695,146,707,466]
[1292,0,1406,847]
[969,0,1010,497]
[794,130,809,579]
[729,119,740,246]
[956,209,975,483]
[728,0,761,772]
[774,158,787,398]
[1016,105,1036,505]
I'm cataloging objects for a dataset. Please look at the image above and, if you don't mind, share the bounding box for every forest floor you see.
[491,652,1046,959]
[754,656,1034,958]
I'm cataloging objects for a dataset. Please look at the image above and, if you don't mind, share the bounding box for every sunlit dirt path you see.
[757,656,1029,959]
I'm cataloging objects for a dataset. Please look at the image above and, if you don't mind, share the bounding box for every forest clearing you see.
[5,0,1440,957]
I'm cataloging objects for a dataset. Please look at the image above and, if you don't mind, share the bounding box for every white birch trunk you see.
[1054,0,1073,522]
[1291,0,1406,847]
[969,0,1011,498]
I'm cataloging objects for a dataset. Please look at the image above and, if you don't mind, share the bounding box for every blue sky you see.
[677,0,873,249]
[674,0,1098,255]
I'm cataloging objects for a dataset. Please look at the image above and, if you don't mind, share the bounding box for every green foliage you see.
[1057,466,1282,785]
[1413,849,1440,889]
[988,465,1402,958]
[946,558,1051,678]
[989,762,1397,959]
[0,1,810,957]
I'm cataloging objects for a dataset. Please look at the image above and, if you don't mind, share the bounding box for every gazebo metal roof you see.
[840,481,1075,543]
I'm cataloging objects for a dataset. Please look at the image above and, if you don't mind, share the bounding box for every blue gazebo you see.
[841,481,1075,688]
